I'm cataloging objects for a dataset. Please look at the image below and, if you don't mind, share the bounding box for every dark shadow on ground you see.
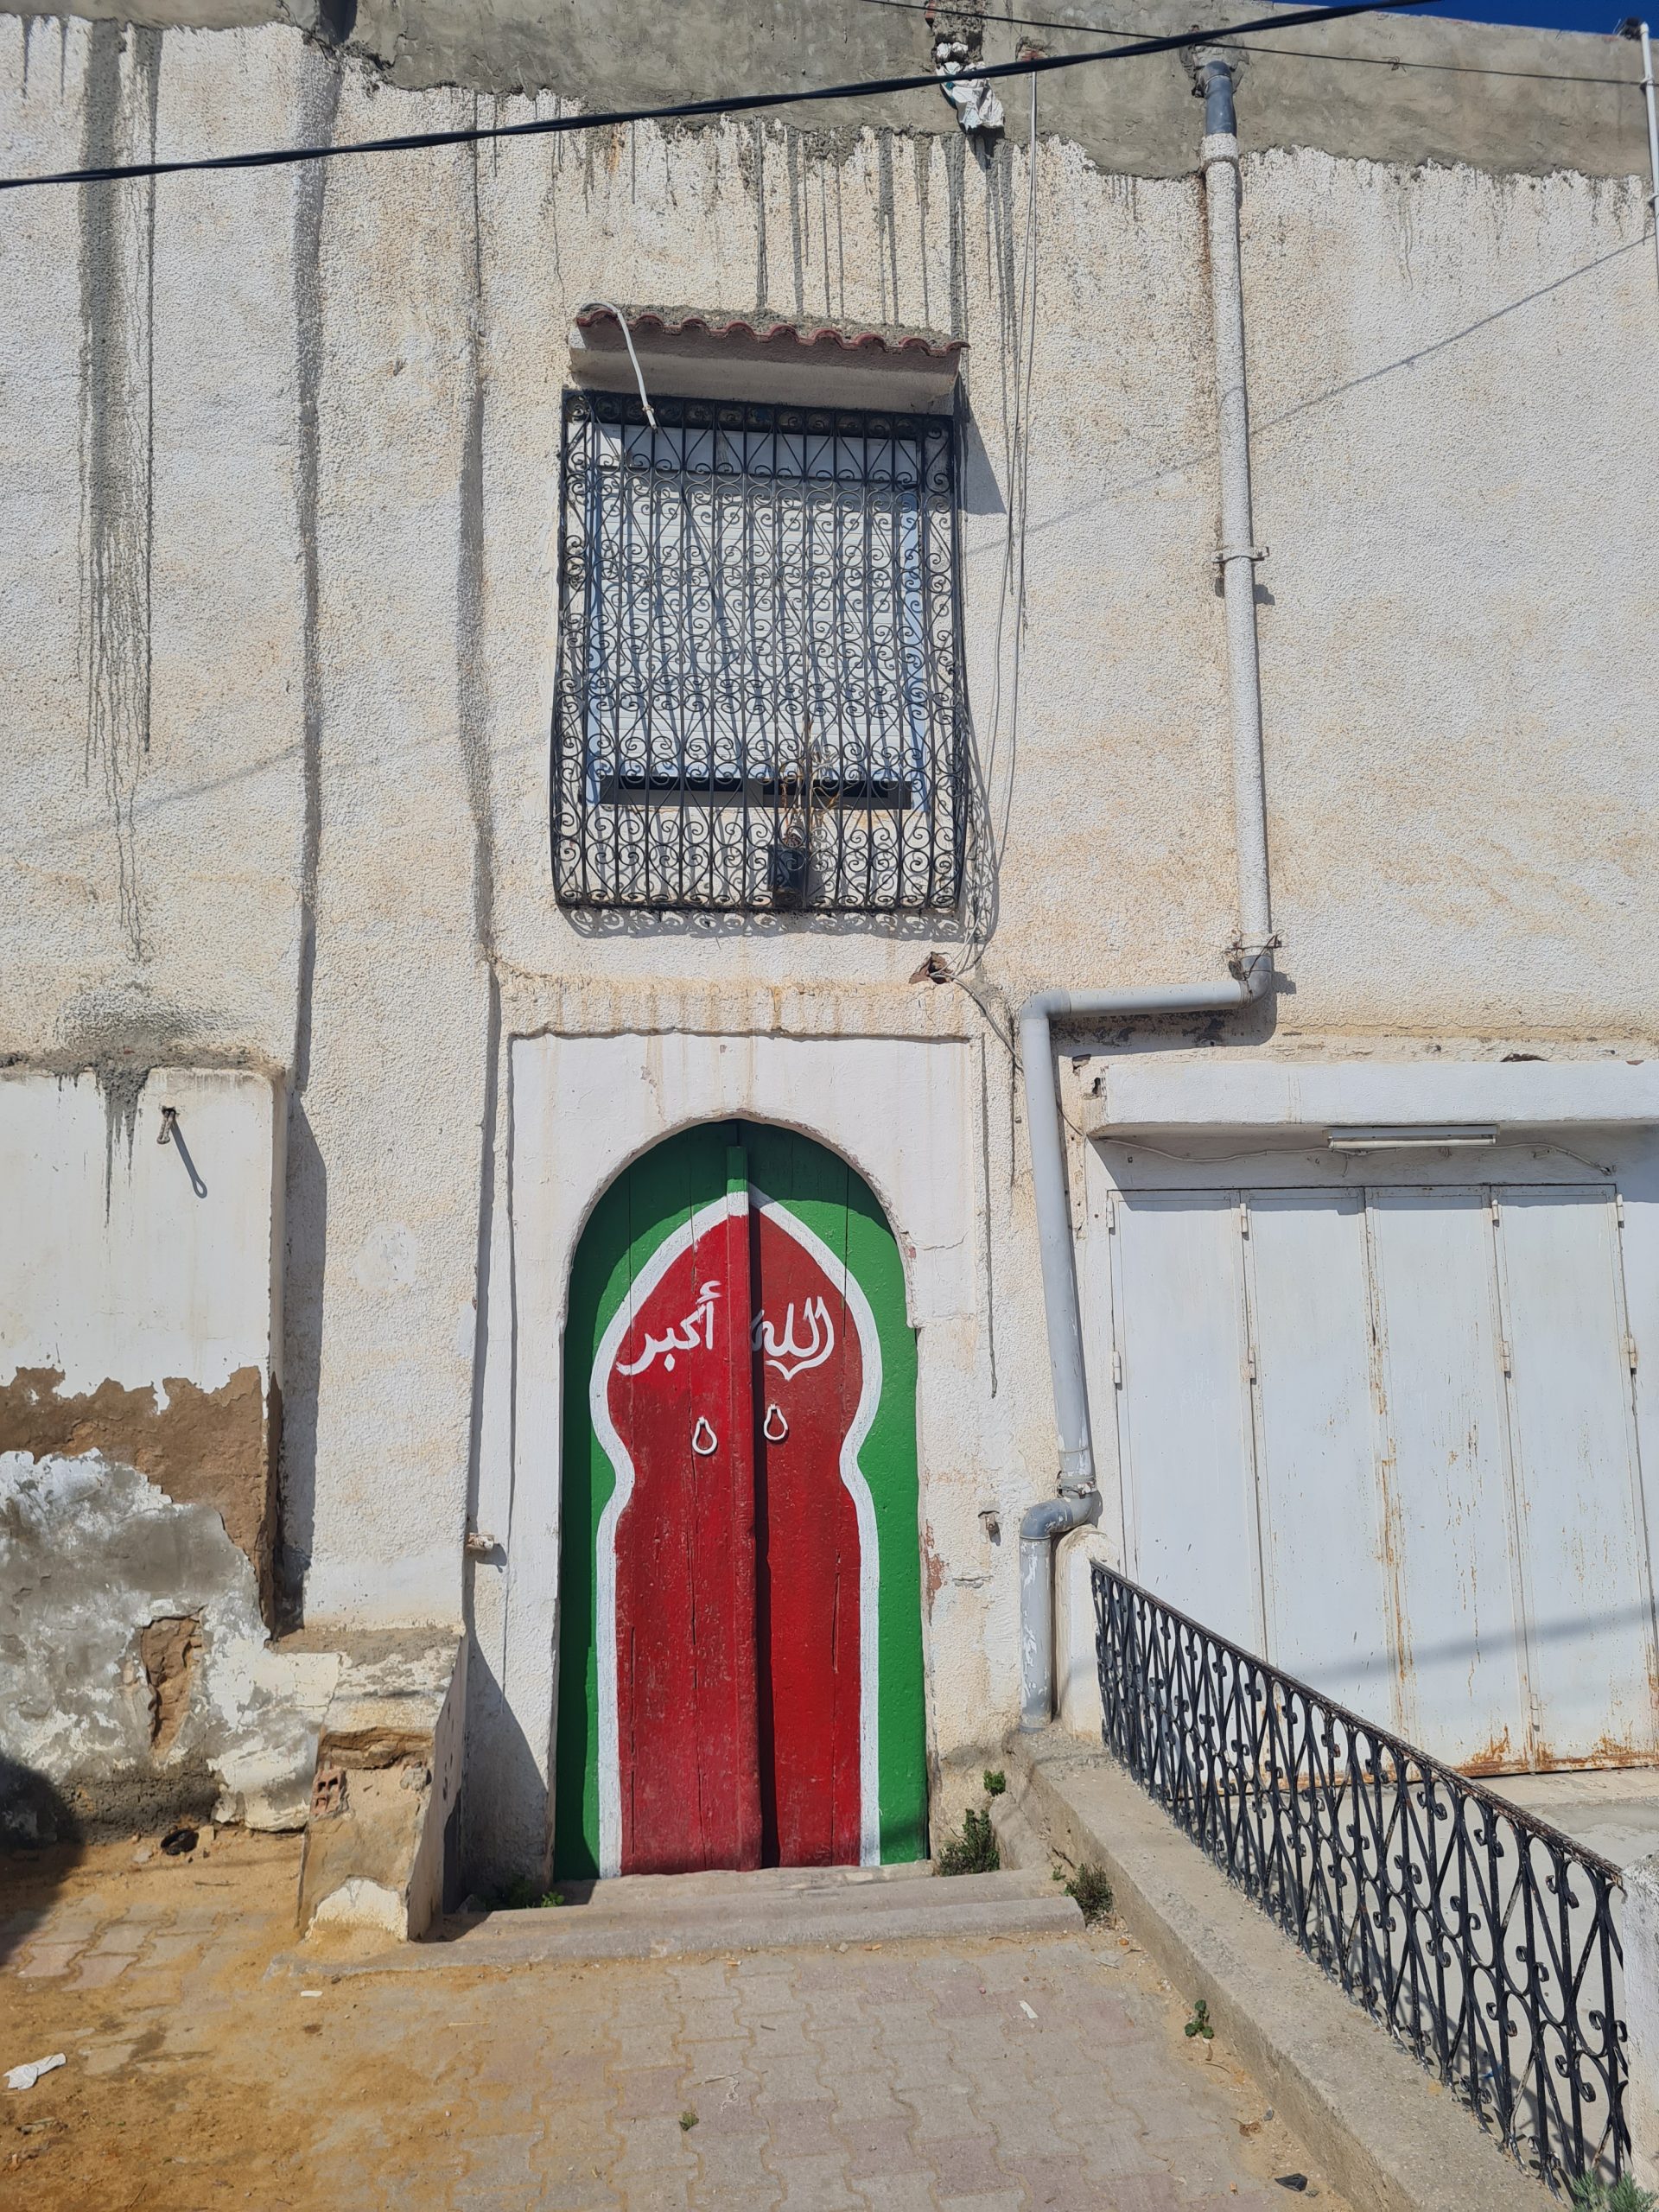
[0,1758,87,1964]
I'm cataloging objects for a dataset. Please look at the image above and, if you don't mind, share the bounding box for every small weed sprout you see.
[935,1807,999,1875]
[983,1770,1007,1796]
[1065,1863,1113,1925]
[495,1875,567,1910]
[1184,1999,1215,2043]
[1569,2176,1657,2212]
[679,2110,699,2133]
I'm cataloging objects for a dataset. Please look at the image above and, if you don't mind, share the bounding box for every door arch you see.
[554,1120,927,1878]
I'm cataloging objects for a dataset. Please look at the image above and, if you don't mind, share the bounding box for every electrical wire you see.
[964,65,1040,982]
[0,0,1438,192]
[572,298,658,428]
[854,0,1643,87]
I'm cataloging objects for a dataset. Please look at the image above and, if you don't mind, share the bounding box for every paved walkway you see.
[3,1834,1344,2211]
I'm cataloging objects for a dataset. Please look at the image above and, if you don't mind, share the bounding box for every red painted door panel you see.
[752,1204,866,1869]
[605,1175,761,1874]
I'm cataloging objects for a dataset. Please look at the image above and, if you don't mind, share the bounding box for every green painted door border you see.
[554,1119,928,1878]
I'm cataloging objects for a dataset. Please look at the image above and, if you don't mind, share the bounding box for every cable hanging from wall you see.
[961,64,1041,983]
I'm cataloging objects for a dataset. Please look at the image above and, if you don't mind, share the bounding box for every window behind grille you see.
[550,389,964,913]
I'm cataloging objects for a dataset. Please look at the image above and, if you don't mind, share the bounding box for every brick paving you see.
[3,1844,1344,2211]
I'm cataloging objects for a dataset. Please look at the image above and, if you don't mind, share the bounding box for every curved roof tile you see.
[574,305,966,360]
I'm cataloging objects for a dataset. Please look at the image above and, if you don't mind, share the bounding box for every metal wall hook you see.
[156,1106,208,1198]
[690,1416,717,1456]
[763,1403,788,1443]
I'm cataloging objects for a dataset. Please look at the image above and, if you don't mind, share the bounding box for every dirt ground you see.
[3,1830,1350,2211]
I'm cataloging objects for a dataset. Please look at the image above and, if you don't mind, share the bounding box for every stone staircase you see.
[327,1858,1082,1971]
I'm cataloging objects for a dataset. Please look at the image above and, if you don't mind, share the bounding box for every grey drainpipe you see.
[1017,54,1276,1730]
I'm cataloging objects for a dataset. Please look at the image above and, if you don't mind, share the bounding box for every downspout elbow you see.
[1018,1491,1102,1548]
[1019,1489,1101,1732]
[1231,940,1275,1001]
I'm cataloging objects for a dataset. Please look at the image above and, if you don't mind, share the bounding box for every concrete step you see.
[443,1861,1079,1961]
[528,1858,940,1912]
[297,1861,1082,1976]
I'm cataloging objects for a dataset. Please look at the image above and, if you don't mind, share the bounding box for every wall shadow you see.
[276,1100,327,1626]
[455,1633,552,1901]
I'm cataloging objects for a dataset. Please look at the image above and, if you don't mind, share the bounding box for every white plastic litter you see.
[6,2053,67,2091]
[1020,2001,1038,2021]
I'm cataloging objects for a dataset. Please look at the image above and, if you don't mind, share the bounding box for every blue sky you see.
[1391,0,1640,33]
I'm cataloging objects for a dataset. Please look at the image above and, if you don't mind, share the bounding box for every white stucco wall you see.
[0,1065,314,1832]
[0,1067,282,1404]
[1,16,1654,1858]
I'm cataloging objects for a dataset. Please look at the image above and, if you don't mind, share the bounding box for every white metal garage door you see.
[1104,1182,1656,1771]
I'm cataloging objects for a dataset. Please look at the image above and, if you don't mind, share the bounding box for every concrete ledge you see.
[988,1788,1052,1874]
[1011,1730,1550,2212]
[296,1631,465,1942]
[1084,1053,1659,1139]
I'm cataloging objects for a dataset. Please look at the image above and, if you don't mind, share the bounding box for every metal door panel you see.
[1366,1188,1526,1766]
[1622,1187,1659,1649]
[1246,1192,1395,1719]
[1115,1192,1261,1651]
[1494,1186,1656,1763]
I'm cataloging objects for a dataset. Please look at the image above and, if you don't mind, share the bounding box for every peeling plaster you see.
[0,1365,276,1599]
[0,1452,335,1837]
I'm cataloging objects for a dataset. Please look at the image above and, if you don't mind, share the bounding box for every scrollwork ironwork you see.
[551,388,964,913]
[1091,1563,1628,2196]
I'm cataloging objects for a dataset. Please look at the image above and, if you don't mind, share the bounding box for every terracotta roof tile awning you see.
[569,303,965,411]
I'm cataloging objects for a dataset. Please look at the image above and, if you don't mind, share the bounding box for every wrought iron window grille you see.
[550,388,965,914]
[1091,1563,1627,2196]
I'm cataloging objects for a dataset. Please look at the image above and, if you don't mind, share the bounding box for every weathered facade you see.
[3,0,1656,1901]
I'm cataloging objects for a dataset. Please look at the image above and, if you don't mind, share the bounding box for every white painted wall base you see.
[1624,1852,1659,2188]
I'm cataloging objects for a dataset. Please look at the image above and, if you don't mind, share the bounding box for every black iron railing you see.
[1092,1563,1628,2195]
[551,389,964,915]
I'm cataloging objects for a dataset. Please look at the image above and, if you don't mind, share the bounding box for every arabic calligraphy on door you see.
[616,1279,721,1376]
[753,1297,836,1382]
[618,1282,836,1388]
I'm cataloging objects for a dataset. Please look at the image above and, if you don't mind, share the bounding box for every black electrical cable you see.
[0,0,1436,194]
[858,0,1639,82]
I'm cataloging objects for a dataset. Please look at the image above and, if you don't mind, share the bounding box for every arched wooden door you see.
[555,1122,926,1878]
